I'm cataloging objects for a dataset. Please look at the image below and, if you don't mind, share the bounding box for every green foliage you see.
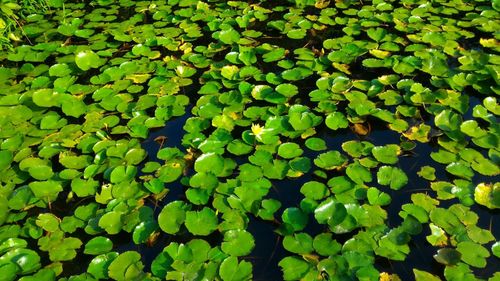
[0,0,498,280]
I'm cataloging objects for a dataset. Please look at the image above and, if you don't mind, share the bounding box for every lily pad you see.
[107,251,144,280]
[279,256,310,281]
[219,256,252,281]
[457,241,490,268]
[75,50,104,71]
[314,151,348,170]
[278,143,303,159]
[221,230,255,256]
[84,236,113,255]
[372,145,401,164]
[185,207,218,236]
[158,201,188,235]
[377,166,408,190]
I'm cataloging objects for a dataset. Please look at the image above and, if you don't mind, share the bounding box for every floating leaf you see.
[221,230,255,256]
[457,241,490,268]
[84,236,113,255]
[372,145,401,164]
[377,166,408,190]
[107,251,144,280]
[185,207,218,236]
[283,233,313,254]
[413,269,442,281]
[433,248,461,266]
[474,183,499,209]
[325,112,349,130]
[417,166,436,181]
[278,142,303,159]
[195,153,224,175]
[282,207,308,232]
[75,50,103,71]
[300,181,329,200]
[158,201,188,234]
[279,256,310,281]
[314,151,348,170]
[305,138,327,151]
[219,256,252,281]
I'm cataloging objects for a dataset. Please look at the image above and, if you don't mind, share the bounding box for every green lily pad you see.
[457,241,490,268]
[492,242,500,258]
[372,144,401,164]
[75,50,104,71]
[49,63,72,77]
[28,180,63,201]
[184,207,218,236]
[0,248,41,275]
[278,143,303,159]
[325,112,349,130]
[300,181,329,200]
[283,233,313,254]
[0,150,13,171]
[282,207,308,232]
[133,220,158,245]
[32,88,59,107]
[367,187,392,206]
[219,256,252,281]
[313,233,341,256]
[110,165,137,183]
[314,151,348,170]
[84,236,113,255]
[218,28,240,45]
[446,162,474,179]
[35,213,59,232]
[221,230,255,256]
[157,160,184,183]
[279,256,310,281]
[314,198,347,226]
[305,137,327,151]
[98,211,123,235]
[87,252,118,280]
[194,153,224,175]
[435,109,462,131]
[346,162,372,184]
[417,166,436,181]
[377,166,408,190]
[107,251,144,280]
[158,201,188,235]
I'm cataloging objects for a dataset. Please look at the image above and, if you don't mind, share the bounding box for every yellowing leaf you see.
[125,74,151,83]
[380,272,402,281]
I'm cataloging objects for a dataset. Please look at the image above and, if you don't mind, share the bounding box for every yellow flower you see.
[251,123,264,137]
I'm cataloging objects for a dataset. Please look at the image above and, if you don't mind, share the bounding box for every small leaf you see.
[107,251,144,280]
[219,256,252,281]
[75,50,103,71]
[84,236,113,255]
[185,207,218,236]
[377,166,408,190]
[221,230,255,256]
[372,145,401,164]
